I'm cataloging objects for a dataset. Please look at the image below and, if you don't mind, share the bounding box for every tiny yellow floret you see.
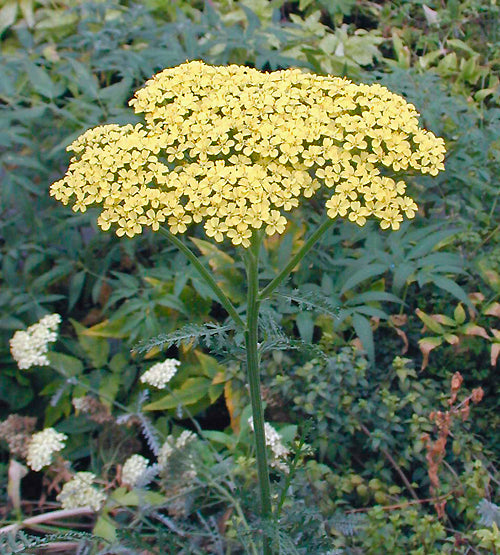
[50,61,446,245]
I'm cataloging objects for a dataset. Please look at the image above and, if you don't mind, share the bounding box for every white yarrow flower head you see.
[121,454,149,487]
[26,427,67,471]
[10,314,62,370]
[248,418,290,469]
[158,430,196,468]
[57,472,106,511]
[140,359,181,389]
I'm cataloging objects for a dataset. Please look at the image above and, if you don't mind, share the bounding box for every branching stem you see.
[158,227,245,329]
[259,218,334,301]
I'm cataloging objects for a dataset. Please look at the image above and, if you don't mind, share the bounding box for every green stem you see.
[259,217,334,301]
[158,226,245,329]
[244,235,273,555]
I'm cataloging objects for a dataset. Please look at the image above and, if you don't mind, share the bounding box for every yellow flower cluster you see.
[50,61,446,246]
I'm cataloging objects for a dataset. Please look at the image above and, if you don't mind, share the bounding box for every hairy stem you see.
[259,218,334,301]
[244,235,273,554]
[158,226,245,329]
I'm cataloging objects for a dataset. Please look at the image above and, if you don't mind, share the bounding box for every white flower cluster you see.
[158,430,196,468]
[140,359,181,389]
[248,418,290,470]
[121,454,149,487]
[10,314,61,370]
[26,428,67,471]
[57,472,106,511]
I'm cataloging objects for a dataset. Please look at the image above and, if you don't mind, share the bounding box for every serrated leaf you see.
[276,288,340,319]
[133,322,233,354]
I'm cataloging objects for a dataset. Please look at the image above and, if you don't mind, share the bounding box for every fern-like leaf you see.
[259,336,328,360]
[135,463,160,488]
[276,289,341,319]
[0,531,100,554]
[133,322,235,354]
[477,499,500,526]
[330,512,366,537]
[138,414,161,456]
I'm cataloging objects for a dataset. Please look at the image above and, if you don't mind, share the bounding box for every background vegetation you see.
[0,0,498,553]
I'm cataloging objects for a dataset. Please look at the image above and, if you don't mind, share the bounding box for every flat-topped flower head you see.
[50,61,446,245]
[121,454,150,487]
[26,427,67,471]
[10,314,61,370]
[57,472,106,511]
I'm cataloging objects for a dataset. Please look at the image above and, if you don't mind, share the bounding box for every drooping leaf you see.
[143,377,211,411]
[418,337,443,370]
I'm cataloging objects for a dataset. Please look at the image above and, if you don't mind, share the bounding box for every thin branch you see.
[0,508,95,535]
[357,421,420,502]
[345,491,456,514]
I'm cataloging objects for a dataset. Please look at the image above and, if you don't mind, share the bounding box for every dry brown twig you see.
[422,372,484,518]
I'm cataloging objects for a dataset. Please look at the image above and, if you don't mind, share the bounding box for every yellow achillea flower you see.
[50,61,446,247]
